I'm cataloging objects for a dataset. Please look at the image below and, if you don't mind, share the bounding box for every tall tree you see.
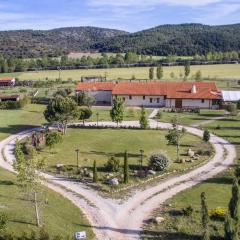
[156,65,163,80]
[13,141,45,227]
[44,96,78,134]
[139,107,149,129]
[149,67,154,80]
[225,178,239,240]
[201,192,210,240]
[110,97,124,126]
[184,62,191,78]
[124,151,129,184]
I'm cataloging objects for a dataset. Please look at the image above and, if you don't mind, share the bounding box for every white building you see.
[75,81,221,109]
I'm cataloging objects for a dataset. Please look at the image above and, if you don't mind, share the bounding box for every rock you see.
[148,170,156,175]
[188,149,195,157]
[107,178,119,186]
[88,172,93,178]
[56,164,64,168]
[154,216,165,224]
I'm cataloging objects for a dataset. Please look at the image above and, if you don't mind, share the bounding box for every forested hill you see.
[0,27,128,58]
[93,24,240,56]
[1,24,240,58]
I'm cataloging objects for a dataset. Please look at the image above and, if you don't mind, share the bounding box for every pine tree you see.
[201,192,210,240]
[124,151,129,184]
[93,160,98,183]
[110,97,124,126]
[149,67,154,80]
[203,130,210,142]
[156,65,163,80]
[225,178,239,240]
[184,62,191,78]
[139,107,149,129]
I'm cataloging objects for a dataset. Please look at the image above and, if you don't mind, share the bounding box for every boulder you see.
[108,178,119,186]
[187,149,195,157]
[148,170,156,175]
[154,216,165,224]
[56,164,64,168]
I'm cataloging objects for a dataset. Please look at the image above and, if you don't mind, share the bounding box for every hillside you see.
[1,24,240,58]
[0,27,128,58]
[93,23,240,56]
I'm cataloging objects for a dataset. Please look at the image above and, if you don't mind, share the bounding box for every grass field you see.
[0,168,94,239]
[42,128,211,174]
[143,114,240,240]
[155,109,226,126]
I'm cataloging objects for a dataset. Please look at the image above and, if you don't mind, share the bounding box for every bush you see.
[226,103,237,115]
[0,212,8,230]
[209,207,226,221]
[149,153,170,171]
[46,131,63,148]
[105,157,120,172]
[182,206,193,216]
[203,130,210,142]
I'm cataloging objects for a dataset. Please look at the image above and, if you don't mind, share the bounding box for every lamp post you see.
[139,149,144,169]
[75,149,80,171]
[96,112,99,127]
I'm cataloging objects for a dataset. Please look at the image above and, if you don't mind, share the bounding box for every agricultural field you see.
[143,114,240,240]
[0,64,240,90]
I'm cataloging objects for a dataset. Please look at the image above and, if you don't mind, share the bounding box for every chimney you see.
[191,84,197,94]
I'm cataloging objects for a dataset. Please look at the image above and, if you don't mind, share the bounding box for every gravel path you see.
[0,116,236,240]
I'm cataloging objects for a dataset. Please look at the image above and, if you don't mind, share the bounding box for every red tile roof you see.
[75,81,221,100]
[76,82,115,91]
[0,77,15,81]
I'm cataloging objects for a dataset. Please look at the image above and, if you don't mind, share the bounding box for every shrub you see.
[203,130,210,142]
[149,153,170,171]
[0,212,8,230]
[226,103,237,115]
[46,131,63,148]
[182,206,193,216]
[105,157,120,172]
[209,207,226,221]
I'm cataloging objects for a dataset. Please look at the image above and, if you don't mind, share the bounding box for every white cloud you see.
[88,0,222,7]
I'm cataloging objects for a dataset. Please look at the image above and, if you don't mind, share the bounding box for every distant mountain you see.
[93,23,240,56]
[1,24,240,58]
[0,27,128,58]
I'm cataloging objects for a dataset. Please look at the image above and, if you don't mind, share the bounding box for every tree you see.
[195,70,202,81]
[225,178,239,240]
[13,141,45,227]
[149,67,154,80]
[184,62,191,78]
[110,97,124,126]
[201,192,210,240]
[156,65,163,80]
[79,107,92,124]
[0,213,8,230]
[45,131,63,148]
[149,153,169,171]
[124,151,129,184]
[93,160,98,183]
[139,107,149,129]
[44,96,78,134]
[203,130,210,142]
[165,116,186,162]
[76,91,95,107]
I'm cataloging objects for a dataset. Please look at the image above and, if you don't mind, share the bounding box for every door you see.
[175,99,182,108]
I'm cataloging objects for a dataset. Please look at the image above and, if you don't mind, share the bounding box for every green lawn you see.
[143,114,240,240]
[0,168,94,239]
[155,109,225,126]
[42,128,211,176]
[1,64,240,90]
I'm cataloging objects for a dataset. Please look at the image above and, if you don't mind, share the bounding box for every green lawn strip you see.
[142,114,240,240]
[0,168,94,239]
[155,109,225,126]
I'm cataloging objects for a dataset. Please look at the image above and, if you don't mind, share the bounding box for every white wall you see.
[116,95,166,107]
[166,99,213,109]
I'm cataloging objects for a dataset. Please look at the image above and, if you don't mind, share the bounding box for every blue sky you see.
[0,0,240,32]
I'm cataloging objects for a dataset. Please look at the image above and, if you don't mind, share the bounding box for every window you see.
[157,98,160,103]
[150,98,153,103]
[201,99,205,103]
[129,95,132,100]
[164,95,167,100]
[143,96,145,100]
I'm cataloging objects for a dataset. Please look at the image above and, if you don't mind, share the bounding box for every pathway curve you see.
[0,116,236,239]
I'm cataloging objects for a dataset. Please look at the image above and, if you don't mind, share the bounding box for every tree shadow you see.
[0,180,14,185]
[204,176,233,185]
[0,124,40,135]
